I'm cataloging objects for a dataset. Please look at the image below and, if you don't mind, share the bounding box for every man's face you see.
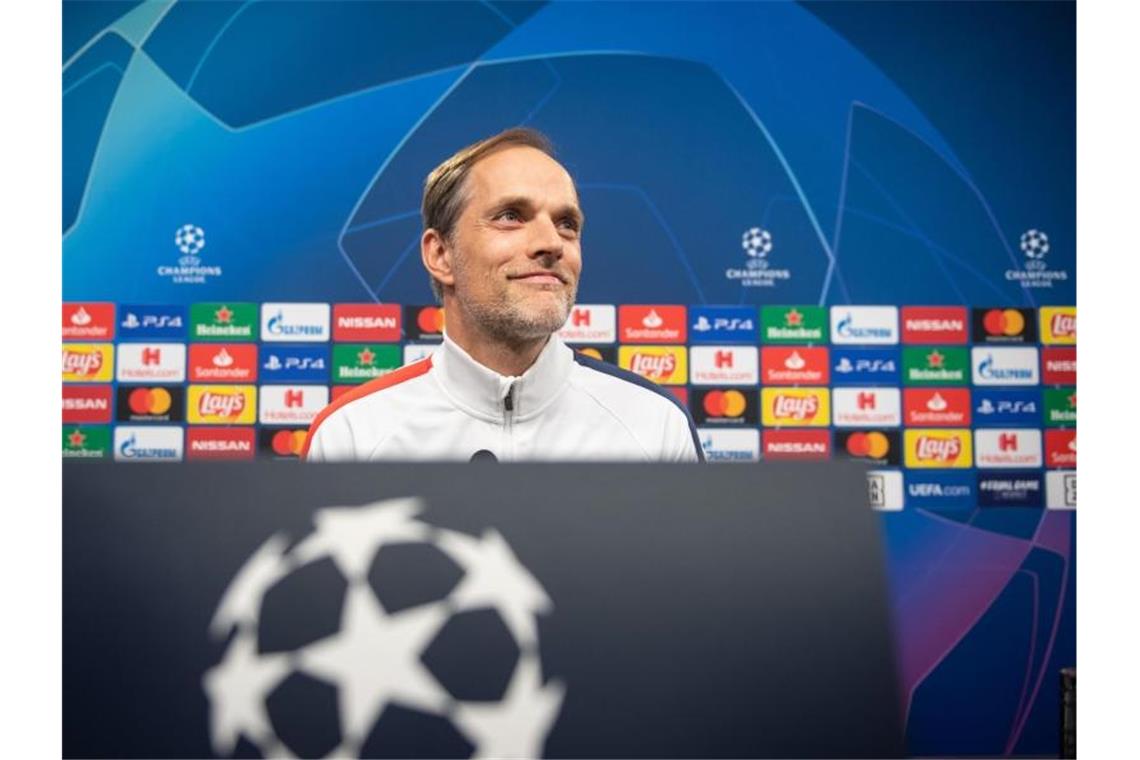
[447,146,583,343]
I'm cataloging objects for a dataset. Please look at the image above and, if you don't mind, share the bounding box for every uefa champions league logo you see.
[1019,229,1049,260]
[741,227,772,258]
[203,498,564,759]
[727,226,789,288]
[1007,228,1066,288]
[176,223,206,261]
[158,223,221,284]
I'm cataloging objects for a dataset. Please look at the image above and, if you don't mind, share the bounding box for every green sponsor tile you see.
[902,346,968,385]
[1044,387,1077,426]
[190,302,257,341]
[333,344,402,384]
[62,425,110,459]
[761,306,827,344]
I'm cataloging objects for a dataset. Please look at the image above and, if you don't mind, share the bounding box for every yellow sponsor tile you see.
[62,343,114,382]
[186,384,257,424]
[618,345,687,385]
[904,428,973,468]
[1040,307,1076,345]
[760,387,830,427]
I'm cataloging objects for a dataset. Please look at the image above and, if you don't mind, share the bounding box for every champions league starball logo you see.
[1007,228,1066,288]
[728,226,790,288]
[176,223,206,258]
[1019,229,1049,259]
[203,498,564,759]
[159,223,222,284]
[741,227,773,258]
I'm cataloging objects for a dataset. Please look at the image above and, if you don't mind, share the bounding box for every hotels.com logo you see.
[557,305,616,344]
[258,385,328,424]
[975,429,1043,468]
[832,388,901,427]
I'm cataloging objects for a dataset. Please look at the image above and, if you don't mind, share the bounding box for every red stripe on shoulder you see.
[302,357,433,459]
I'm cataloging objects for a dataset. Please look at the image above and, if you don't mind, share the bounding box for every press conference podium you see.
[64,461,904,758]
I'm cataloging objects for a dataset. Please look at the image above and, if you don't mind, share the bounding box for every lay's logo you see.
[62,344,113,382]
[187,385,257,424]
[1040,307,1076,344]
[761,388,830,427]
[904,429,972,468]
[618,346,687,385]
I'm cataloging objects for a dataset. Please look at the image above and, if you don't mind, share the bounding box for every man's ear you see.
[421,228,455,289]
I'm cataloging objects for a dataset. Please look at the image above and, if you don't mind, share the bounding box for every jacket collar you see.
[434,331,574,421]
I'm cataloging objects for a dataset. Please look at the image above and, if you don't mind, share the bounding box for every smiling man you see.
[304,128,703,462]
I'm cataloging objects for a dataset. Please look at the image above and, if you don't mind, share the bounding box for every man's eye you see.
[558,218,580,232]
[496,209,521,222]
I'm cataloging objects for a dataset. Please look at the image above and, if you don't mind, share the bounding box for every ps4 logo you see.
[835,358,896,373]
[265,355,325,371]
[976,399,1037,415]
[693,316,755,332]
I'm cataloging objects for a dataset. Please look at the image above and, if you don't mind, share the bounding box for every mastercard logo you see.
[128,387,172,415]
[272,429,309,457]
[845,431,891,459]
[703,390,747,418]
[983,308,1026,337]
[416,307,445,334]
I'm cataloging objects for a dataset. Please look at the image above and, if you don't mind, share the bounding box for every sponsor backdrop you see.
[63,2,1074,756]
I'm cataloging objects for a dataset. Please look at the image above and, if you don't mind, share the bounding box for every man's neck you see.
[444,317,550,377]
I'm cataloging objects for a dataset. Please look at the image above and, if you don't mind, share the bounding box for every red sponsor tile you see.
[62,385,113,423]
[668,387,689,406]
[333,304,401,342]
[1045,429,1077,468]
[62,303,115,340]
[761,346,829,385]
[762,429,832,461]
[331,385,356,402]
[618,305,687,343]
[189,343,258,382]
[1041,347,1076,385]
[901,306,968,344]
[185,427,256,460]
[903,388,971,427]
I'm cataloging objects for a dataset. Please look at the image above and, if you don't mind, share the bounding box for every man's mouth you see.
[508,272,566,285]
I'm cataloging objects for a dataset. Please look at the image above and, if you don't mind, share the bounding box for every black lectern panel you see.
[64,462,903,758]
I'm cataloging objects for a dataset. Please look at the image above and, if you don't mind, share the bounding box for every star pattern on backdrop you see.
[202,631,291,757]
[291,498,429,581]
[438,529,552,646]
[298,583,451,744]
[453,656,565,759]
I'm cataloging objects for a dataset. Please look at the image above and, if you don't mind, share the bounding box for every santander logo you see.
[70,306,92,326]
[642,309,664,328]
[212,348,234,367]
[926,392,948,411]
[784,351,805,370]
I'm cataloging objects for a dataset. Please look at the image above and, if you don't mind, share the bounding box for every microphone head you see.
[470,449,499,463]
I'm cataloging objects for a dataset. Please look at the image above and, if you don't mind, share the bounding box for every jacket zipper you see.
[503,383,515,459]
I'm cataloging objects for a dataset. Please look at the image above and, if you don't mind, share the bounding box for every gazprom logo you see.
[971,347,1039,386]
[260,303,330,343]
[113,427,183,461]
[830,306,898,345]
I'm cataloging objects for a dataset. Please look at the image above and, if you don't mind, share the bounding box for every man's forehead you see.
[467,145,578,203]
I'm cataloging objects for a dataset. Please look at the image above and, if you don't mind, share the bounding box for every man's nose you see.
[528,214,564,260]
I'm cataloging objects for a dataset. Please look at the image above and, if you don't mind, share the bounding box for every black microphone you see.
[470,449,498,462]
